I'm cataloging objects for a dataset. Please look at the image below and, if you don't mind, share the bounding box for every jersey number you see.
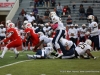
[78,43,87,49]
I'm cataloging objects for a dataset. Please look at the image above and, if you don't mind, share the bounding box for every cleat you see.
[15,53,19,59]
[27,54,34,59]
[0,55,3,59]
[56,53,63,58]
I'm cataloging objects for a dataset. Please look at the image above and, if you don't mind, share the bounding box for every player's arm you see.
[33,40,44,51]
[91,28,98,34]
[6,32,13,38]
[85,49,96,59]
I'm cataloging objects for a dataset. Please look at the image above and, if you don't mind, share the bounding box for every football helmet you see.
[87,15,94,22]
[7,23,15,28]
[25,23,32,28]
[82,24,86,27]
[85,39,92,45]
[6,20,12,27]
[23,20,28,25]
[38,32,44,36]
[49,11,57,18]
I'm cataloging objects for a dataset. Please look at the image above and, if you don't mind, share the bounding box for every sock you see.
[13,48,19,54]
[1,47,8,58]
[25,47,28,50]
[34,55,41,58]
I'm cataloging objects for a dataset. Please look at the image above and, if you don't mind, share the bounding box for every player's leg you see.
[0,47,8,58]
[52,30,65,58]
[13,48,19,59]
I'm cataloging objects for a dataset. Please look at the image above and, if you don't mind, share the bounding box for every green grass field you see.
[0,51,100,75]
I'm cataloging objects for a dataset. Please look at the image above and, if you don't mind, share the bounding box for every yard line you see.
[0,60,32,69]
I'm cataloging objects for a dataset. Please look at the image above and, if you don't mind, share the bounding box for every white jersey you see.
[75,42,91,55]
[43,26,51,36]
[75,28,80,38]
[57,22,65,30]
[39,35,53,44]
[60,38,73,49]
[79,28,87,37]
[68,28,77,38]
[0,28,6,37]
[43,47,54,57]
[52,16,65,30]
[89,21,98,36]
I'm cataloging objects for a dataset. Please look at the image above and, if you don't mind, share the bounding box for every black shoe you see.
[15,53,19,59]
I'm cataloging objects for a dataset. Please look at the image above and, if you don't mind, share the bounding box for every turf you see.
[0,51,100,75]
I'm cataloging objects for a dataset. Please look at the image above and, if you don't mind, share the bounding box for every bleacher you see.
[13,0,100,27]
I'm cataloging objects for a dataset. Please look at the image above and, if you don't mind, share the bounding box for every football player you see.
[87,15,99,51]
[75,39,96,59]
[27,46,54,59]
[0,23,22,58]
[24,23,40,51]
[60,38,75,59]
[51,16,66,58]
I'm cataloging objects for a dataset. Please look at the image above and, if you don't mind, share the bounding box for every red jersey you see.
[24,28,39,46]
[7,28,21,41]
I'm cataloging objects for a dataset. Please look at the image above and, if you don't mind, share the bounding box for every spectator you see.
[17,14,25,28]
[86,6,93,17]
[19,9,26,16]
[39,0,44,6]
[33,6,38,15]
[66,15,72,26]
[43,8,50,20]
[34,0,39,7]
[44,0,50,7]
[37,17,44,24]
[56,2,63,17]
[63,5,67,16]
[25,12,35,23]
[72,2,76,13]
[53,8,59,16]
[67,5,71,14]
[51,0,56,7]
[79,4,85,20]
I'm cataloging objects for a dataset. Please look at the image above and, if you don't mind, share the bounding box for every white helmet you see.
[49,11,57,18]
[25,23,32,28]
[85,39,92,45]
[6,20,12,27]
[52,16,60,24]
[87,15,94,22]
[82,24,86,26]
[75,24,78,26]
[23,20,28,25]
[33,23,37,26]
[7,23,15,28]
[38,32,44,36]
[45,23,49,26]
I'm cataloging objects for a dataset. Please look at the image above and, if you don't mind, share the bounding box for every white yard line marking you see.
[0,60,32,69]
